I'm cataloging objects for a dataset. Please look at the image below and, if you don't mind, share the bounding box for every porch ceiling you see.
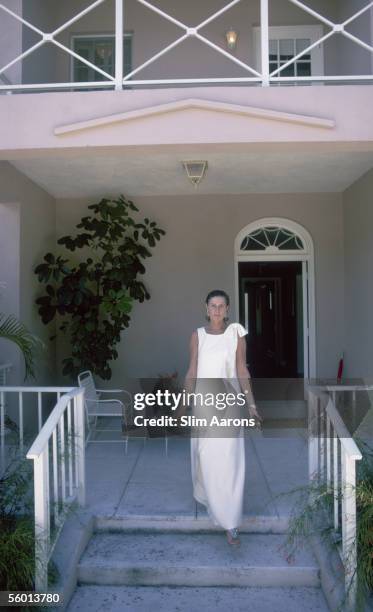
[10,149,373,198]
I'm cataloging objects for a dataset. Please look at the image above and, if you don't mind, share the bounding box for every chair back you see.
[78,370,98,415]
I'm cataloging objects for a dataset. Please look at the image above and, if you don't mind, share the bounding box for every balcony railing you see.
[307,384,370,611]
[1,0,373,92]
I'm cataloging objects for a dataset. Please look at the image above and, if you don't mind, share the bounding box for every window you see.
[240,226,305,252]
[72,35,132,82]
[253,25,324,80]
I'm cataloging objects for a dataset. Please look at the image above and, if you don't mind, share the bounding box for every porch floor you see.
[84,420,309,520]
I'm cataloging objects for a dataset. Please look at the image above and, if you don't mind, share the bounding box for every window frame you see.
[70,32,133,83]
[253,25,324,79]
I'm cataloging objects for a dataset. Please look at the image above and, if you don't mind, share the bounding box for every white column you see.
[115,0,124,90]
[260,0,269,86]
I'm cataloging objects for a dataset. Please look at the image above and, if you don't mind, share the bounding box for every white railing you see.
[0,386,75,460]
[0,0,373,92]
[26,388,86,591]
[0,385,86,590]
[307,384,369,611]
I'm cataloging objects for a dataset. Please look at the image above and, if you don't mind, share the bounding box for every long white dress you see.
[190,322,248,530]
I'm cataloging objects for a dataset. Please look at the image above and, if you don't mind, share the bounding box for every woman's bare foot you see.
[226,528,240,546]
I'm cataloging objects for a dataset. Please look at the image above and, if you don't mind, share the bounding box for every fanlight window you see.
[240,226,304,251]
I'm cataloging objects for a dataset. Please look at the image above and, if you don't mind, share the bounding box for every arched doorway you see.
[234,218,316,379]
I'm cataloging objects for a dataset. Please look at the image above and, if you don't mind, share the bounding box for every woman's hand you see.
[248,404,263,429]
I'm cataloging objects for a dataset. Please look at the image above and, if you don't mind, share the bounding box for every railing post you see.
[260,0,270,86]
[307,388,318,482]
[33,449,50,592]
[115,0,124,90]
[0,390,5,466]
[75,390,86,506]
[341,449,358,611]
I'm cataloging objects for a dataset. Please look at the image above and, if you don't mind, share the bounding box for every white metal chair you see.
[77,370,132,453]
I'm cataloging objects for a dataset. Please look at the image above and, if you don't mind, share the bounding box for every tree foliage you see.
[34,195,165,379]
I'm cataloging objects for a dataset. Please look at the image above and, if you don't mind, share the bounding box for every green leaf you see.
[0,314,43,380]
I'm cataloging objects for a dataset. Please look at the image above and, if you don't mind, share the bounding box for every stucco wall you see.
[0,201,21,381]
[0,161,56,386]
[343,167,373,379]
[55,192,344,385]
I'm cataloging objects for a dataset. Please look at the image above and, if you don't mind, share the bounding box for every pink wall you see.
[1,85,373,156]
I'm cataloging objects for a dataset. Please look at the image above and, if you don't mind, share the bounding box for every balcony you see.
[1,0,373,93]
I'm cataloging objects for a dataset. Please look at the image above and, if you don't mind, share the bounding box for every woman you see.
[183,289,262,546]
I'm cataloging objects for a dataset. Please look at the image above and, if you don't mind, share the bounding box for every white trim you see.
[234,217,316,379]
[371,7,373,74]
[115,0,124,90]
[253,24,325,77]
[54,97,335,136]
[260,0,270,86]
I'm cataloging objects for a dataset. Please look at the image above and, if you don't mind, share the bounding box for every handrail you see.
[1,386,74,392]
[25,386,86,591]
[26,388,82,459]
[0,386,76,464]
[311,386,363,458]
[325,398,362,460]
[307,384,366,611]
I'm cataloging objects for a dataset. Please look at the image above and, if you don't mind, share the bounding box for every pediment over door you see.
[54,98,335,146]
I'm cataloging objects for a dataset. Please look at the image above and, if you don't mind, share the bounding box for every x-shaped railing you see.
[1,0,373,91]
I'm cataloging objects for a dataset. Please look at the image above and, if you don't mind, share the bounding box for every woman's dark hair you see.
[205,289,230,306]
[205,289,230,322]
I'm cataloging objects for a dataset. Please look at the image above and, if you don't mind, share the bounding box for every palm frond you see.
[0,314,43,380]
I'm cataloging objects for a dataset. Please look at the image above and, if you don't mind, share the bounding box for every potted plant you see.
[34,195,165,380]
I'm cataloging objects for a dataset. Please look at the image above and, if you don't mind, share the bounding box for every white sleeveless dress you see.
[190,322,248,530]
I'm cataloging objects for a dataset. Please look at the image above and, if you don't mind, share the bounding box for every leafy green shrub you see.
[0,443,58,597]
[275,437,373,612]
[35,195,165,379]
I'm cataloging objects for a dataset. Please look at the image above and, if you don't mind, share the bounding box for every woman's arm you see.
[236,336,263,425]
[175,331,198,419]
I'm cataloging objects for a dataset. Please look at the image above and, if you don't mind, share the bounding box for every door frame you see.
[234,217,316,379]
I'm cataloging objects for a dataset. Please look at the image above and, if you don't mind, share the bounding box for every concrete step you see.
[95,514,290,533]
[77,531,320,588]
[67,585,330,612]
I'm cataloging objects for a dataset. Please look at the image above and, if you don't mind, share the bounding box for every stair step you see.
[95,515,290,533]
[67,585,329,612]
[77,532,320,588]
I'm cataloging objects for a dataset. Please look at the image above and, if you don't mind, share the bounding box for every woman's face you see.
[206,296,229,323]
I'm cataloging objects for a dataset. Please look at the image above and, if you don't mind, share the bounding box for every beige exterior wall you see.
[55,192,344,385]
[0,0,370,84]
[343,167,373,379]
[0,162,56,387]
